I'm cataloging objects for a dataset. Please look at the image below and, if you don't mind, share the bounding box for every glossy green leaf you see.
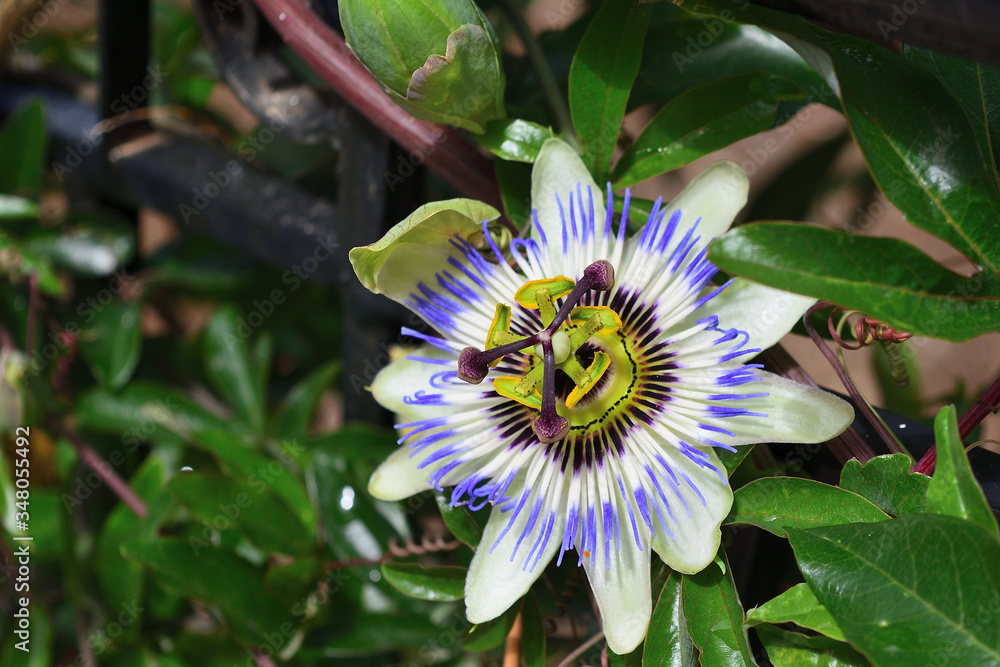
[670,0,1000,280]
[27,214,135,277]
[927,405,999,538]
[74,382,233,439]
[569,0,650,182]
[269,360,340,439]
[0,194,38,220]
[682,551,757,666]
[95,457,170,635]
[203,306,266,433]
[435,491,483,548]
[479,118,554,162]
[643,571,697,667]
[787,514,1000,667]
[465,601,519,651]
[495,159,533,228]
[902,46,1000,192]
[122,538,298,649]
[77,298,142,390]
[169,473,313,555]
[709,224,1000,341]
[755,625,870,667]
[0,98,46,194]
[521,592,546,667]
[631,13,827,110]
[613,72,805,187]
[381,563,466,602]
[0,233,65,297]
[746,583,845,641]
[191,430,316,536]
[726,477,889,536]
[719,444,754,477]
[839,454,931,518]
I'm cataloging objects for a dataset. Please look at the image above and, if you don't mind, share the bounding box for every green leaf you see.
[479,118,554,162]
[926,405,999,538]
[435,491,483,548]
[682,551,757,666]
[169,473,313,555]
[0,194,39,221]
[265,557,322,610]
[0,98,47,195]
[746,583,845,642]
[669,0,1000,280]
[0,601,51,667]
[465,601,519,651]
[495,159,533,228]
[521,592,546,667]
[644,571,697,667]
[613,72,805,187]
[708,224,1000,341]
[901,46,1000,194]
[95,457,169,635]
[569,0,650,182]
[349,199,499,305]
[26,213,135,277]
[787,513,1000,667]
[122,538,297,649]
[204,306,266,433]
[191,430,316,536]
[839,454,932,518]
[726,477,889,535]
[74,382,233,441]
[754,625,870,667]
[269,360,340,439]
[77,298,142,390]
[631,14,827,110]
[380,563,467,602]
[0,233,65,297]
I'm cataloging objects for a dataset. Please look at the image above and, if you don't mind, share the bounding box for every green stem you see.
[494,0,576,144]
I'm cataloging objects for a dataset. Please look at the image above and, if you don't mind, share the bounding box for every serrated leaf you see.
[746,583,845,642]
[787,514,1000,667]
[725,477,889,535]
[121,538,297,649]
[204,306,266,433]
[926,405,999,538]
[381,563,466,601]
[613,72,805,187]
[77,298,142,389]
[839,454,932,518]
[569,0,650,182]
[682,551,757,666]
[643,571,697,667]
[709,224,1000,341]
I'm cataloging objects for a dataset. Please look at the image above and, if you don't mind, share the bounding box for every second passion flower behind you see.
[349,138,854,654]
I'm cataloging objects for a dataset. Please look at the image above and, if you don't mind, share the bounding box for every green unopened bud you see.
[340,0,506,134]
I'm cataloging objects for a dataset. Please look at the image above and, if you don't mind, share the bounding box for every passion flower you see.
[350,138,853,654]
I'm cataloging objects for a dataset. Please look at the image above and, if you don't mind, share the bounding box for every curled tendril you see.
[827,307,912,351]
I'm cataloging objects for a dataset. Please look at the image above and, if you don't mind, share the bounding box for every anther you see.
[532,340,570,443]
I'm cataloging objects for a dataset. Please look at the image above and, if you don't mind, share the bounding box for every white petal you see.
[681,278,815,359]
[370,346,463,424]
[650,446,731,574]
[368,444,435,501]
[582,506,653,655]
[700,370,855,446]
[531,138,605,270]
[663,161,748,244]
[465,489,564,623]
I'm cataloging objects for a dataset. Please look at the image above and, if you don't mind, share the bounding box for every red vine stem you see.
[47,417,148,519]
[803,302,904,457]
[251,0,503,211]
[912,374,1000,475]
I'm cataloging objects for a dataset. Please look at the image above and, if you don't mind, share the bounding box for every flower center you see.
[456,260,627,444]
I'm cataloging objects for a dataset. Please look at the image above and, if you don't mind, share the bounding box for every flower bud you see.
[340,0,506,133]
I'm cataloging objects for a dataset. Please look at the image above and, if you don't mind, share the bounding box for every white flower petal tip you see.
[664,160,749,242]
[368,446,435,501]
[465,500,564,624]
[531,138,605,255]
